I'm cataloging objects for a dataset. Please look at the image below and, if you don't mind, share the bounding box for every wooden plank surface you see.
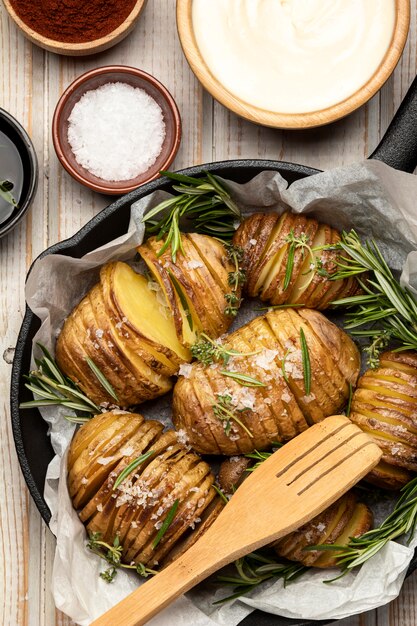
[0,1,416,625]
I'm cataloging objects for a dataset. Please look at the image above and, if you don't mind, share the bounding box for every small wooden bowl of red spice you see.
[3,0,147,56]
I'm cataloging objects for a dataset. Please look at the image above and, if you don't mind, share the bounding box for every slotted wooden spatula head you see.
[92,415,382,626]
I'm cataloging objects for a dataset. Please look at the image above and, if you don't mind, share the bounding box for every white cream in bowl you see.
[192,0,396,114]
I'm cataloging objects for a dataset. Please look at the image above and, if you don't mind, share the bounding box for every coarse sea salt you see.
[67,82,166,182]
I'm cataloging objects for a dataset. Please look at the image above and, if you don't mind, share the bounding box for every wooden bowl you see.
[177,0,410,129]
[52,66,182,195]
[3,0,147,56]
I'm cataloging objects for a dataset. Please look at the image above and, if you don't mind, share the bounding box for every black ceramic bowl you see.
[0,108,38,237]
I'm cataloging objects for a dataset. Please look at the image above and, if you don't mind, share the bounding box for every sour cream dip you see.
[192,0,396,113]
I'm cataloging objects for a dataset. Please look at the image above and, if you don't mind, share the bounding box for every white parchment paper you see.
[26,160,417,625]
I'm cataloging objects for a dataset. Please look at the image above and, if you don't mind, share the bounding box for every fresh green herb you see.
[225,243,246,290]
[167,269,194,331]
[224,292,243,317]
[215,553,308,603]
[305,475,417,581]
[190,332,259,366]
[213,484,230,504]
[224,243,245,316]
[112,450,155,491]
[245,450,272,472]
[0,179,17,207]
[142,171,241,262]
[219,370,266,388]
[86,357,118,402]
[87,533,157,583]
[345,382,353,417]
[212,393,254,439]
[245,445,283,472]
[281,349,290,384]
[283,229,316,291]
[299,328,311,396]
[20,343,100,422]
[328,230,417,366]
[152,499,180,549]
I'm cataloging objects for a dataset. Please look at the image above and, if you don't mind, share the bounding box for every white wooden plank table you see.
[1,2,417,624]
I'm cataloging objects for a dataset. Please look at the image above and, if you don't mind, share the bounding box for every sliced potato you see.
[137,233,239,345]
[69,411,222,570]
[172,308,359,455]
[107,261,190,363]
[350,351,417,489]
[233,212,361,309]
[274,491,373,568]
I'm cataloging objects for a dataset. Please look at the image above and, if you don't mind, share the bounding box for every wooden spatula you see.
[92,415,381,626]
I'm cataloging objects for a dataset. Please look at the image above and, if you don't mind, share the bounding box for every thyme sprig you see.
[305,475,417,580]
[190,332,259,366]
[212,393,254,439]
[142,171,241,262]
[283,230,314,291]
[215,553,308,603]
[328,230,417,366]
[224,243,246,316]
[87,533,157,583]
[112,450,155,491]
[20,343,100,423]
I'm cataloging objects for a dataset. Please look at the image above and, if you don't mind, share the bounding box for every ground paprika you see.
[10,0,138,43]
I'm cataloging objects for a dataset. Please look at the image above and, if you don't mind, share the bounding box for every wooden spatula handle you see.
[91,529,236,626]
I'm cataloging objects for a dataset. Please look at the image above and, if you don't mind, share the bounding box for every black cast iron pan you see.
[10,76,417,626]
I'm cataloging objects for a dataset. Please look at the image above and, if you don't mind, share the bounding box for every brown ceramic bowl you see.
[3,0,147,56]
[52,66,182,195]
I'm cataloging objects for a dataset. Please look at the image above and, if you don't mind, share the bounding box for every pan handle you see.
[370,75,417,173]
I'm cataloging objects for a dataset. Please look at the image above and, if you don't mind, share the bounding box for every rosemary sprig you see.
[219,370,266,388]
[213,484,230,504]
[215,553,308,603]
[212,393,254,439]
[86,357,118,402]
[20,343,100,422]
[87,533,157,583]
[190,332,259,366]
[112,450,155,491]
[0,179,17,207]
[152,499,180,549]
[328,230,417,366]
[281,349,290,384]
[299,328,311,396]
[305,475,417,580]
[142,171,241,262]
[167,269,194,331]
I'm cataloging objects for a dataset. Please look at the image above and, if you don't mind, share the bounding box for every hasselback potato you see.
[173,307,360,455]
[68,411,223,569]
[350,351,417,490]
[274,491,373,567]
[138,233,240,345]
[233,212,360,309]
[56,261,189,407]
